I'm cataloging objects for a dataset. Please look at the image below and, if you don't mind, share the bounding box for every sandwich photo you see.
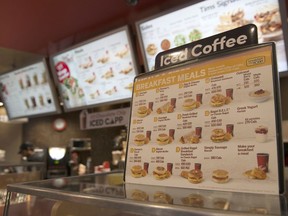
[153,166,171,180]
[187,169,204,184]
[156,133,173,145]
[136,106,151,118]
[210,128,232,143]
[212,169,230,183]
[133,134,149,146]
[131,165,147,178]
[210,93,231,107]
[179,131,200,144]
[156,102,174,114]
[182,98,201,111]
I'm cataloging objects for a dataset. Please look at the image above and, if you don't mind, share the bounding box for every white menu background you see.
[125,44,283,195]
[0,61,59,119]
[52,28,137,111]
[138,0,287,73]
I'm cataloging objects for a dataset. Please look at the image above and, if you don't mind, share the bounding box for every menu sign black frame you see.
[0,58,61,120]
[124,43,284,195]
[135,0,288,76]
[50,25,139,112]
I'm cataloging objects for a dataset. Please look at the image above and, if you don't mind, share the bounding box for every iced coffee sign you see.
[125,43,284,194]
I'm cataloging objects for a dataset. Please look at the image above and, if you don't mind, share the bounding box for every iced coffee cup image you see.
[254,125,268,143]
[257,153,269,173]
[226,88,233,100]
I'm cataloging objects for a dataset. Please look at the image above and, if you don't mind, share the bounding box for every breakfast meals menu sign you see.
[124,43,284,195]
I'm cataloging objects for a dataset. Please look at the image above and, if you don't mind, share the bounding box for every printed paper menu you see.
[125,44,283,195]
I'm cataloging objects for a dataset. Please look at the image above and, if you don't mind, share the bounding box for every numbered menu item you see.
[125,43,284,195]
[0,59,61,119]
[51,26,138,112]
[136,0,288,73]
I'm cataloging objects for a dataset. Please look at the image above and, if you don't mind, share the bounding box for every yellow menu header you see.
[134,46,272,93]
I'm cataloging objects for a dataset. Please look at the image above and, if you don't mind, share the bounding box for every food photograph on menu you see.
[0,59,60,119]
[51,26,138,111]
[125,43,283,195]
[137,0,288,73]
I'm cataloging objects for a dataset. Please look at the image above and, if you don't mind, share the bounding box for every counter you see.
[3,171,287,216]
[0,162,45,215]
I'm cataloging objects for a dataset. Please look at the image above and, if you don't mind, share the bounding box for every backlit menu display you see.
[51,26,138,111]
[137,0,288,74]
[0,59,61,119]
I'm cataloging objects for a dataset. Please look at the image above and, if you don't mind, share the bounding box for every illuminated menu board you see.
[51,26,139,112]
[136,0,288,74]
[0,59,61,119]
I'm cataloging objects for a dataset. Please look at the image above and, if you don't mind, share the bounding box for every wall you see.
[22,105,128,166]
[0,122,23,163]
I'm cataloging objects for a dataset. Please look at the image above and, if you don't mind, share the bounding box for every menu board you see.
[0,59,61,119]
[137,0,288,74]
[125,43,284,195]
[51,26,138,112]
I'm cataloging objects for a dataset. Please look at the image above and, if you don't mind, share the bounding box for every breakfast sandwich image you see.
[179,131,200,144]
[180,169,203,184]
[133,134,149,146]
[130,165,147,178]
[212,169,230,183]
[156,133,173,145]
[156,102,175,114]
[210,93,232,107]
[152,166,171,180]
[136,105,152,118]
[182,98,201,111]
[210,128,232,143]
